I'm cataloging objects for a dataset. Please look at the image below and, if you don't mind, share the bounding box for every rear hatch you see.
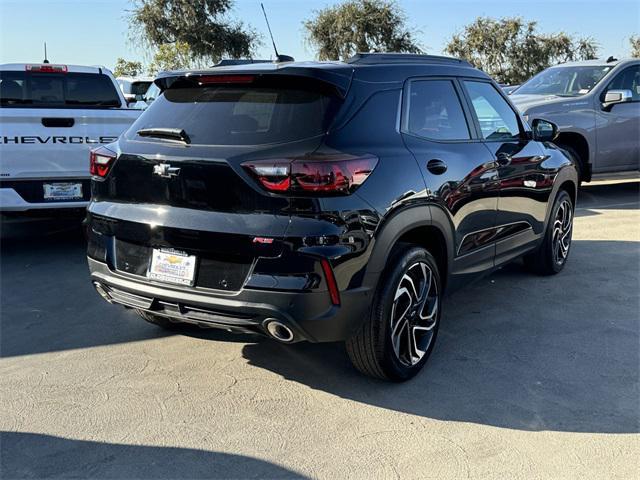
[0,66,139,202]
[89,72,345,290]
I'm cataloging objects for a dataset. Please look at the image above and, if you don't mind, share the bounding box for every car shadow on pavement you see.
[241,239,640,434]
[0,431,306,479]
[575,180,639,217]
[0,218,174,358]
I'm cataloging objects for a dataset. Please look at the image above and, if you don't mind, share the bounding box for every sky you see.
[0,0,638,70]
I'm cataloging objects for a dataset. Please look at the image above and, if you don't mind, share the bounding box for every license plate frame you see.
[43,182,83,201]
[148,248,197,286]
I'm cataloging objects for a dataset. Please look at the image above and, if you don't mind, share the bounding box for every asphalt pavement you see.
[1,179,638,479]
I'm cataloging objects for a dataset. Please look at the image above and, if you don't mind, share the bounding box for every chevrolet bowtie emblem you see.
[153,163,180,178]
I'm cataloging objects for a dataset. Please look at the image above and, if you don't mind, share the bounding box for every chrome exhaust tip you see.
[265,319,295,343]
[93,282,112,303]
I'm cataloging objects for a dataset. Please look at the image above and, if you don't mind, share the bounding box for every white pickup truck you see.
[0,63,141,212]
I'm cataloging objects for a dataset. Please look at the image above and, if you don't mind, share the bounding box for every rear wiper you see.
[136,127,191,144]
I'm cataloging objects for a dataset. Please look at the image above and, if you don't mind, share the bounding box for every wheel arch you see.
[555,131,591,181]
[558,179,577,207]
[364,204,454,291]
[542,166,579,234]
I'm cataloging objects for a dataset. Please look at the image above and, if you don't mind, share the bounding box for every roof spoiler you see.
[154,65,353,98]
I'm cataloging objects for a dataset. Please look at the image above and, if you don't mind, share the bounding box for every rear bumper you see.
[88,257,372,343]
[0,190,88,211]
[1,178,90,211]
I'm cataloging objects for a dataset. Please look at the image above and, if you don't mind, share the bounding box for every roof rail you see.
[212,59,272,67]
[346,53,471,66]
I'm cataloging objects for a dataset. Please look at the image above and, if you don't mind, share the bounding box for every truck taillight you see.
[242,154,378,195]
[90,146,117,179]
[25,64,68,73]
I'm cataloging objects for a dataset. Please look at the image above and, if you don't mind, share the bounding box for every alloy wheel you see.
[552,199,573,266]
[390,261,439,367]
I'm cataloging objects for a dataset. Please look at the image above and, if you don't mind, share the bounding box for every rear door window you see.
[128,76,341,146]
[405,79,471,141]
[0,71,121,108]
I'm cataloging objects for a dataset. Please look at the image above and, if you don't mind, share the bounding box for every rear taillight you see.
[25,64,67,73]
[90,146,117,179]
[242,154,378,195]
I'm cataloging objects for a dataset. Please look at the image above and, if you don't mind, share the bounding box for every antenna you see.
[260,3,294,63]
[43,42,49,63]
[261,3,279,59]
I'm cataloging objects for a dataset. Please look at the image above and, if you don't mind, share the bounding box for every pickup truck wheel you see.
[524,190,574,275]
[135,309,182,330]
[557,144,583,185]
[346,245,441,382]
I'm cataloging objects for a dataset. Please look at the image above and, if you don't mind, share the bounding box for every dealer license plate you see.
[148,248,197,286]
[43,182,83,200]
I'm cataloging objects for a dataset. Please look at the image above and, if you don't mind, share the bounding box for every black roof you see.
[346,53,472,66]
[155,53,487,96]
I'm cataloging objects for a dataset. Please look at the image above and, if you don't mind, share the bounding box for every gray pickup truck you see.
[510,58,640,183]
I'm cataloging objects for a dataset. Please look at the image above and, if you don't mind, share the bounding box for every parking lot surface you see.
[1,179,639,479]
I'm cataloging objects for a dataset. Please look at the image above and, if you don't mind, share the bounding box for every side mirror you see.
[531,118,558,142]
[602,89,633,110]
[123,93,136,106]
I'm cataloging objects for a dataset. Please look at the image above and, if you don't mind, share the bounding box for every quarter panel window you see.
[406,80,471,141]
[464,81,520,141]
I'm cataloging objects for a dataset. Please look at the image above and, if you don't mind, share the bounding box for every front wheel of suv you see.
[524,190,574,275]
[346,245,442,382]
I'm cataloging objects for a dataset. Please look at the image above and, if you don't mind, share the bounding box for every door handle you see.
[496,152,512,166]
[427,158,447,175]
[42,117,75,128]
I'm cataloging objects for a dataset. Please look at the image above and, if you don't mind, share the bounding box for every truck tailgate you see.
[0,108,140,179]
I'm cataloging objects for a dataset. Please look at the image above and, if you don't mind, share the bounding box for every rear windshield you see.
[0,71,122,108]
[120,80,152,96]
[126,76,340,145]
[131,81,152,96]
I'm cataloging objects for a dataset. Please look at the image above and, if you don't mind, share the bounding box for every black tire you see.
[557,144,583,185]
[524,190,574,275]
[346,245,442,382]
[135,309,182,330]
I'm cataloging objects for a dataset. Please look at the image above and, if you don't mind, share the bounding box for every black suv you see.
[86,54,577,381]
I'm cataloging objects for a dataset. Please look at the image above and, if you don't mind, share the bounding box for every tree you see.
[445,17,599,85]
[304,0,422,61]
[130,0,259,64]
[113,58,144,77]
[631,36,640,58]
[147,42,200,75]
